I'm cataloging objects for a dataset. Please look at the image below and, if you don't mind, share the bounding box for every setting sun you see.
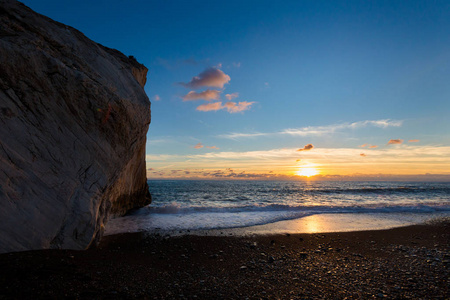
[296,167,319,177]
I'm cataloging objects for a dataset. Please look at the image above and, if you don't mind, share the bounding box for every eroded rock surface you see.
[0,0,151,253]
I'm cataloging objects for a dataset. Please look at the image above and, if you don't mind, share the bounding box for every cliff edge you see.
[0,0,151,253]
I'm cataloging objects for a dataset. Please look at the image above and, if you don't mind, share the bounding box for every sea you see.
[105,180,450,235]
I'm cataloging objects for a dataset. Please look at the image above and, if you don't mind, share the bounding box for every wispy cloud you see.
[225,92,239,100]
[153,95,160,101]
[180,67,230,89]
[282,120,402,136]
[408,139,420,143]
[196,101,255,113]
[219,119,403,139]
[388,139,403,145]
[223,101,254,113]
[182,89,221,101]
[360,153,367,157]
[194,142,204,149]
[146,146,450,163]
[218,132,266,139]
[196,102,223,112]
[206,146,220,150]
[297,144,314,151]
[360,143,378,148]
[232,62,241,68]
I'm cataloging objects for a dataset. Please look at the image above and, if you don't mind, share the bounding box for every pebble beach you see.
[1,219,448,299]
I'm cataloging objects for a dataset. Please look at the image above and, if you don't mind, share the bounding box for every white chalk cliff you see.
[0,0,151,253]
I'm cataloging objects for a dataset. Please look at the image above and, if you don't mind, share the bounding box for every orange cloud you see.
[360,153,366,157]
[223,101,254,113]
[196,101,255,113]
[388,139,403,145]
[225,92,239,100]
[181,67,230,88]
[409,139,420,143]
[206,146,220,150]
[183,89,221,101]
[194,142,204,149]
[360,143,378,148]
[297,144,314,151]
[196,102,223,112]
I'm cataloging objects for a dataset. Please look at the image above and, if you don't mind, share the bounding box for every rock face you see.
[0,0,151,253]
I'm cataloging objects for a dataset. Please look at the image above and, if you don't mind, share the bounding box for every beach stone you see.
[299,252,308,259]
[0,0,151,253]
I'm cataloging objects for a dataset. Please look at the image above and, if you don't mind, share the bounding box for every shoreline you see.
[105,211,450,237]
[1,220,449,299]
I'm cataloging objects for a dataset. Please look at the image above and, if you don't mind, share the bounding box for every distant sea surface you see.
[105,180,450,235]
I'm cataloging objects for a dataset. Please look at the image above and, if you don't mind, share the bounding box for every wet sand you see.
[1,220,449,299]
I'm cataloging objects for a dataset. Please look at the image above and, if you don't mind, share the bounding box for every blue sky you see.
[23,0,450,179]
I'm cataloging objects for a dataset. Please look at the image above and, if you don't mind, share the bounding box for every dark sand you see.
[1,220,449,299]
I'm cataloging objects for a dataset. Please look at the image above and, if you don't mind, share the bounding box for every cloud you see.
[219,119,403,139]
[206,146,220,150]
[360,143,378,148]
[297,144,314,151]
[283,120,403,136]
[180,67,230,89]
[388,139,403,145]
[223,101,255,113]
[232,62,241,68]
[409,139,420,143]
[218,132,266,139]
[196,101,255,113]
[360,153,367,157]
[182,89,221,101]
[225,92,239,100]
[194,142,204,149]
[153,95,160,101]
[196,102,223,112]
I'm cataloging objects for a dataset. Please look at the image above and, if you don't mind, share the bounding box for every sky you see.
[23,0,450,180]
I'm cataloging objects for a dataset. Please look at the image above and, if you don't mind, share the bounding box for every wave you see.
[314,186,450,194]
[135,202,450,216]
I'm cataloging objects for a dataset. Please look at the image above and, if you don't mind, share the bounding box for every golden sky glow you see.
[296,167,319,177]
[146,145,450,181]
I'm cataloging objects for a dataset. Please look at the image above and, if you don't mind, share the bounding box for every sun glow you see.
[296,167,319,177]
